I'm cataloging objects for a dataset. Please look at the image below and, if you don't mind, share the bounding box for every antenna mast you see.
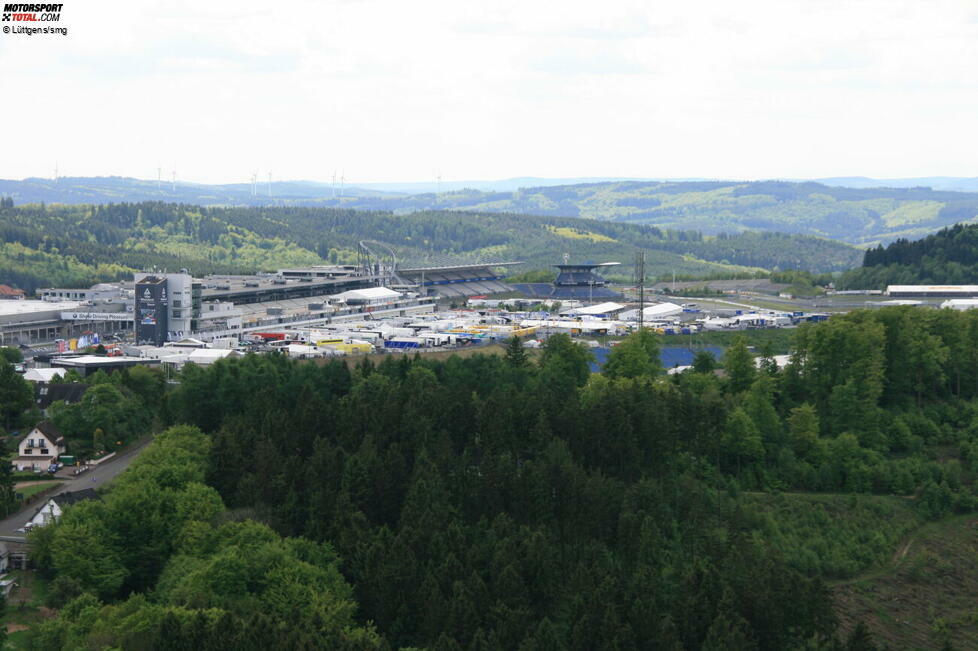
[635,251,646,331]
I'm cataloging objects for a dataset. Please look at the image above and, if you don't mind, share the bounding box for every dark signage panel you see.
[135,276,169,346]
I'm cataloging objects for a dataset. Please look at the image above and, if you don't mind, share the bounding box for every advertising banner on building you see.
[135,276,169,345]
[60,312,133,322]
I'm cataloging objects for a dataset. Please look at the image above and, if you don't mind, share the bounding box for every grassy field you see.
[16,482,60,500]
[833,514,978,649]
[545,225,617,242]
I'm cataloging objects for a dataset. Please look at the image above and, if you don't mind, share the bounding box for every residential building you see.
[12,421,66,471]
[28,489,100,528]
[0,285,25,300]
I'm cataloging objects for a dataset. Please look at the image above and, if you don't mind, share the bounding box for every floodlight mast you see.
[635,251,646,331]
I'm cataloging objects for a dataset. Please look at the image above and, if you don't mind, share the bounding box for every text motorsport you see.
[2,3,66,35]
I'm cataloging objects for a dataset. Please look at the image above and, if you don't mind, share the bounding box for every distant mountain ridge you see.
[3,176,978,246]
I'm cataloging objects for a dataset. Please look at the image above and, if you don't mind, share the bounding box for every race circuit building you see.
[397,263,522,299]
[512,262,623,300]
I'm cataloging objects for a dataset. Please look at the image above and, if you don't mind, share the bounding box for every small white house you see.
[12,421,66,472]
[27,489,100,529]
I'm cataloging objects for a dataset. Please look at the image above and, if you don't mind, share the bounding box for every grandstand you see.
[397,262,522,298]
[512,262,623,300]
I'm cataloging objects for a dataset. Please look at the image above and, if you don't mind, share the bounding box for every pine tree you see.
[723,335,756,394]
[505,336,529,367]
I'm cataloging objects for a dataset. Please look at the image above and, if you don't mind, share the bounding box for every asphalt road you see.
[0,436,153,537]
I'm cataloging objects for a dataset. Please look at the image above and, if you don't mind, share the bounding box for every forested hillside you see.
[0,200,860,293]
[5,177,977,246]
[16,306,978,648]
[840,222,978,289]
[313,180,978,246]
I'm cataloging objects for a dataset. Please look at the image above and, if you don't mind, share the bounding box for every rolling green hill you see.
[329,180,977,247]
[4,177,978,247]
[0,201,860,293]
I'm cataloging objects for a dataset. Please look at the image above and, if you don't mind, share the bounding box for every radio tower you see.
[635,251,646,331]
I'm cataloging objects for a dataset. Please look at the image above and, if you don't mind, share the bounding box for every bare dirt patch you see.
[834,515,978,650]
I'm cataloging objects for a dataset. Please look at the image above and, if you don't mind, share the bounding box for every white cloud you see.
[0,0,976,183]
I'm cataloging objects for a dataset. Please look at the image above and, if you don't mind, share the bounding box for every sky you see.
[1,0,976,184]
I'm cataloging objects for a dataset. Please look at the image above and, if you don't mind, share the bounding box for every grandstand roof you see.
[399,261,523,273]
[553,262,620,269]
[512,283,622,300]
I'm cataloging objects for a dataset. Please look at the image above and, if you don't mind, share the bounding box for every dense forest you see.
[14,305,978,648]
[0,200,861,293]
[4,177,978,246]
[840,222,978,289]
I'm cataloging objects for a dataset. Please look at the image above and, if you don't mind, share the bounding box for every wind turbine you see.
[267,172,272,197]
[171,170,176,193]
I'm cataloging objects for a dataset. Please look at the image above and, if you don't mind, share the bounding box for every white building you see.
[27,489,100,529]
[619,302,684,321]
[12,422,66,471]
[197,301,243,332]
[940,299,978,311]
[333,287,402,306]
[887,285,978,298]
[39,283,129,303]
